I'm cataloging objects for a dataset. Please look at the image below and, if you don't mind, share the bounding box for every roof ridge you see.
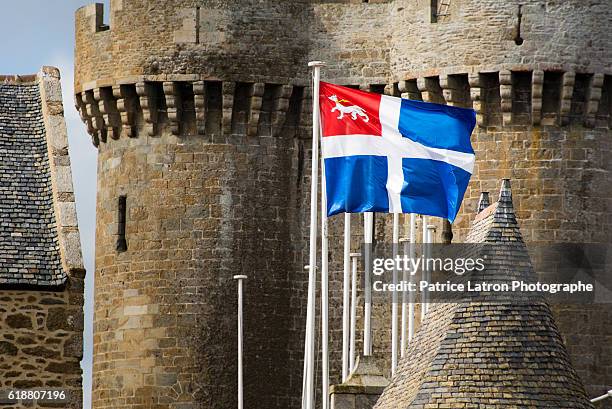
[0,74,39,85]
[0,66,83,289]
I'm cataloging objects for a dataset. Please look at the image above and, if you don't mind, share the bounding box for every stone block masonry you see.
[0,290,83,408]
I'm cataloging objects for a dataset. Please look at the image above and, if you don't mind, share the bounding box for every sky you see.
[0,1,111,407]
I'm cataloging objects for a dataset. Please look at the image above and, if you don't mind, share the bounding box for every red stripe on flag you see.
[319,82,382,137]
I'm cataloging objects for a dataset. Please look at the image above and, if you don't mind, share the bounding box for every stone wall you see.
[74,1,309,92]
[391,0,612,80]
[0,288,83,408]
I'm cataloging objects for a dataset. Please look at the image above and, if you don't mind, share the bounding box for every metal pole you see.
[399,237,409,357]
[349,252,361,372]
[400,214,416,356]
[420,215,428,322]
[425,225,436,315]
[302,60,325,409]
[391,213,399,375]
[591,390,612,403]
[320,150,329,409]
[342,213,351,382]
[408,214,416,343]
[363,212,374,356]
[234,275,247,409]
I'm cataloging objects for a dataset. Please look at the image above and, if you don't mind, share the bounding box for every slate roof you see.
[374,180,594,409]
[0,79,65,286]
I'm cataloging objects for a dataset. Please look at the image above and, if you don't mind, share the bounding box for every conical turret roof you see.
[374,180,594,409]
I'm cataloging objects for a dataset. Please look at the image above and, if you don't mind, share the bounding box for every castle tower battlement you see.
[390,0,611,79]
[74,1,310,92]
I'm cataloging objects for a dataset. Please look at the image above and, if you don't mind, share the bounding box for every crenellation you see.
[416,77,444,104]
[247,83,265,137]
[468,73,485,127]
[231,82,253,137]
[177,81,196,136]
[78,72,612,144]
[440,74,470,108]
[163,81,181,136]
[570,73,592,125]
[84,89,106,143]
[193,80,206,136]
[204,80,223,141]
[398,79,421,101]
[481,72,502,127]
[77,3,107,34]
[541,71,563,126]
[299,86,312,138]
[135,82,157,137]
[499,70,513,126]
[369,84,387,95]
[511,71,532,125]
[112,84,137,138]
[222,82,235,138]
[596,75,612,129]
[384,83,400,97]
[584,73,604,128]
[271,84,293,136]
[79,81,309,140]
[531,70,544,126]
[96,87,120,140]
[75,93,98,145]
[559,72,576,126]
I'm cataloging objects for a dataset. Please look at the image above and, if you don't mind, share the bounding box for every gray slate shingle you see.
[0,82,65,287]
[374,180,594,409]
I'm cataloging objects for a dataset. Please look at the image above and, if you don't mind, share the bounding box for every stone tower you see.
[74,1,611,408]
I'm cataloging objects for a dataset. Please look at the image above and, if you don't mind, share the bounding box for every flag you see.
[319,82,476,222]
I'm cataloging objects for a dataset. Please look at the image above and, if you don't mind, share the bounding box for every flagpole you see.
[349,252,360,372]
[391,213,399,375]
[233,275,247,409]
[420,215,428,322]
[363,212,374,356]
[408,214,416,342]
[342,213,351,382]
[303,60,325,409]
[399,235,409,356]
[425,224,435,315]
[320,149,329,409]
[400,213,416,356]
